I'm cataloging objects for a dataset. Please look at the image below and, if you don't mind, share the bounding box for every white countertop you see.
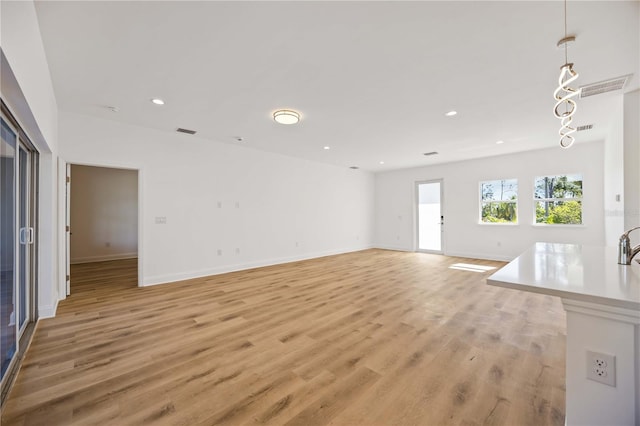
[487,242,640,311]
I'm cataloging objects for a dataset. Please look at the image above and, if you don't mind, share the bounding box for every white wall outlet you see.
[586,350,616,387]
[217,249,222,256]
[154,216,167,224]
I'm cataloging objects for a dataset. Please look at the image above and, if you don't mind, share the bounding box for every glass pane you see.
[18,147,28,330]
[481,179,518,201]
[534,174,583,199]
[418,182,441,251]
[481,201,517,223]
[536,200,582,224]
[1,118,17,380]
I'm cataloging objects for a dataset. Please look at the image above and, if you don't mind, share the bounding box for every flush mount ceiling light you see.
[445,110,457,117]
[496,140,505,145]
[553,0,580,149]
[151,98,165,105]
[323,146,331,150]
[273,109,300,125]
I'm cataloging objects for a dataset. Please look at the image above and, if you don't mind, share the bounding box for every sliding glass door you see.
[1,118,17,379]
[0,114,37,388]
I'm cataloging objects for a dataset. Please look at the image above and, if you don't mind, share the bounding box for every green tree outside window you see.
[534,174,583,224]
[480,179,518,223]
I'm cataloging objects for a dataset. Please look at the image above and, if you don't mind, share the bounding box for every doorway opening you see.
[66,164,139,295]
[416,180,443,254]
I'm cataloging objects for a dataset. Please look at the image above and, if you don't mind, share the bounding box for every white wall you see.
[375,142,605,261]
[624,90,640,247]
[1,0,59,317]
[70,165,138,264]
[59,111,374,286]
[603,97,625,247]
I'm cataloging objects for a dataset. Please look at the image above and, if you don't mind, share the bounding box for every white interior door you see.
[416,180,443,253]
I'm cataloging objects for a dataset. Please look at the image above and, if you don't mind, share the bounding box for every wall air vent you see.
[576,124,594,132]
[176,128,197,135]
[423,151,439,156]
[579,75,631,98]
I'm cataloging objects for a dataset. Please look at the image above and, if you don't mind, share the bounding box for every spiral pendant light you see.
[553,0,580,149]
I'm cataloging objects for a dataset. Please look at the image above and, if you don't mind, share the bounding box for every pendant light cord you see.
[564,0,568,64]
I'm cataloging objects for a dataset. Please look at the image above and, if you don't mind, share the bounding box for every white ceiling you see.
[34,1,639,172]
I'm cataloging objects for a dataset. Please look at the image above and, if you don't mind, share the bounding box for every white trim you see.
[531,223,586,228]
[38,298,58,319]
[71,253,138,264]
[444,250,513,262]
[374,244,414,252]
[561,298,640,324]
[142,246,374,287]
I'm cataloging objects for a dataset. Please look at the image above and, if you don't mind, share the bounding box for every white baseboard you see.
[71,252,138,264]
[444,250,513,262]
[373,244,414,252]
[38,298,59,319]
[142,245,374,287]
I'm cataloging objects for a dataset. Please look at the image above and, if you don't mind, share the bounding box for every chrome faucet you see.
[618,226,640,265]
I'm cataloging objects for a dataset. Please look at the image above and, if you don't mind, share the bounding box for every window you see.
[480,179,518,223]
[534,174,582,224]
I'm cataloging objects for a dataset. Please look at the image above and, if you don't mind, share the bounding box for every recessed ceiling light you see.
[379,161,385,165]
[445,110,457,117]
[496,140,505,144]
[323,146,331,150]
[349,166,359,170]
[273,109,300,125]
[107,106,119,113]
[151,98,165,105]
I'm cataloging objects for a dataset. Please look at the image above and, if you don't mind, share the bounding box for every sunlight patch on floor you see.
[449,263,497,273]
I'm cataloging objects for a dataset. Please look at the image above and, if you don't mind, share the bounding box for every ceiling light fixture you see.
[323,146,331,150]
[151,98,165,105]
[273,109,300,125]
[496,140,504,145]
[445,110,457,117]
[553,0,580,149]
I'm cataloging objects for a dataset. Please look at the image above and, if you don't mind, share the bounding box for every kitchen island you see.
[487,243,639,426]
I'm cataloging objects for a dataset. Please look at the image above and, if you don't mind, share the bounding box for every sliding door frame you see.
[0,101,39,407]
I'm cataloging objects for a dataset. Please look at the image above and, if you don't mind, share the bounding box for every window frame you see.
[478,178,519,225]
[533,173,583,225]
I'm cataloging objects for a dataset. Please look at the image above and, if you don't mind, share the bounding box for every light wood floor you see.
[1,249,566,425]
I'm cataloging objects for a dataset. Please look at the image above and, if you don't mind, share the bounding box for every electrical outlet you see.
[586,350,616,387]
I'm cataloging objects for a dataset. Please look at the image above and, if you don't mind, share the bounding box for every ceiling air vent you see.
[576,124,594,132]
[176,128,197,135]
[579,75,631,98]
[349,166,360,170]
[423,151,439,156]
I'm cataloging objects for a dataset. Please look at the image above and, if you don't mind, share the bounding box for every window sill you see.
[531,223,586,228]
[478,222,519,226]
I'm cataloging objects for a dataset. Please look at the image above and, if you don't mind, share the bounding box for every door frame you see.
[415,179,444,254]
[0,105,39,403]
[61,161,143,297]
